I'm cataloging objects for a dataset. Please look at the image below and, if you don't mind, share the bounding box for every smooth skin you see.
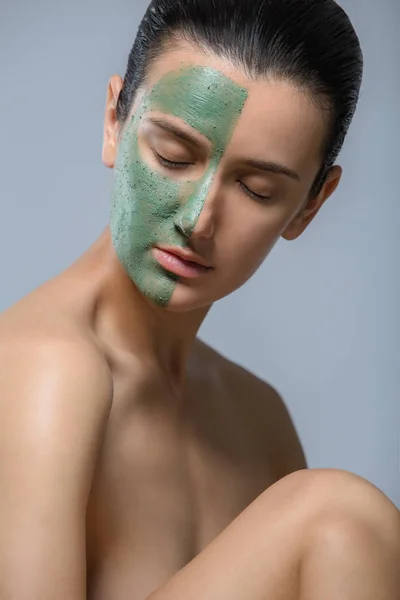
[148,469,400,600]
[0,40,399,600]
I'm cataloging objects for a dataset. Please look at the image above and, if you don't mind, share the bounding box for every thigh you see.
[146,469,400,600]
[147,471,309,600]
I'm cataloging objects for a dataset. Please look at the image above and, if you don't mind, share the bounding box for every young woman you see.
[0,0,398,599]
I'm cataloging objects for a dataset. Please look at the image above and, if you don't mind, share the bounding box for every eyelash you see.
[153,150,272,204]
[153,150,192,170]
[238,181,272,204]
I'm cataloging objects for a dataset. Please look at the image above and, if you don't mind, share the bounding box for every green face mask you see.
[110,65,248,307]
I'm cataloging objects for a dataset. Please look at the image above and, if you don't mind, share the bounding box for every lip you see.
[153,245,213,279]
[156,245,212,268]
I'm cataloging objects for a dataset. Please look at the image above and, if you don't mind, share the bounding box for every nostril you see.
[174,215,193,239]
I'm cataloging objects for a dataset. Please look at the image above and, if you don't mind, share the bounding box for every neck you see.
[90,227,211,392]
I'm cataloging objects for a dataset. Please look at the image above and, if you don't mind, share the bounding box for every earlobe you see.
[282,165,343,241]
[102,75,124,169]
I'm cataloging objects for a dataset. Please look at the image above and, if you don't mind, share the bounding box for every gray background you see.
[0,1,398,505]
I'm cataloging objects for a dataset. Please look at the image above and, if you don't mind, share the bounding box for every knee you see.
[278,468,400,553]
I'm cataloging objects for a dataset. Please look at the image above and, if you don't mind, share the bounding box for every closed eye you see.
[153,150,272,202]
[238,181,272,204]
[153,149,193,170]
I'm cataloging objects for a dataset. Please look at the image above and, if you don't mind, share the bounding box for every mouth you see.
[152,245,213,279]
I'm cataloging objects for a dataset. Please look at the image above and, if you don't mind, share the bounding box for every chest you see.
[86,381,274,600]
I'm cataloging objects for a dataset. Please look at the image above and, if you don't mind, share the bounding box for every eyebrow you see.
[147,116,205,147]
[147,116,300,181]
[242,158,300,181]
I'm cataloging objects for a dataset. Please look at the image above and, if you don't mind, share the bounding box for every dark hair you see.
[116,0,363,196]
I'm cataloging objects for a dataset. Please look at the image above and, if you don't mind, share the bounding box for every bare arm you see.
[0,336,112,600]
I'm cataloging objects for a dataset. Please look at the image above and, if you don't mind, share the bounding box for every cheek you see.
[220,205,295,277]
[114,138,184,234]
[132,152,182,219]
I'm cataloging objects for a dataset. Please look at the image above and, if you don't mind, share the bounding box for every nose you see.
[174,169,218,240]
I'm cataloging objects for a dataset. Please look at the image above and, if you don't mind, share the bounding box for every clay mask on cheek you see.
[110,66,248,307]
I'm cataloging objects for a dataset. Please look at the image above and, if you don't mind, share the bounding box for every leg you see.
[147,469,400,600]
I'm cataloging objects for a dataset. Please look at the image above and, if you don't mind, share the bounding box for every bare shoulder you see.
[194,338,290,414]
[0,297,114,497]
[0,293,113,420]
[0,290,113,599]
[195,338,307,476]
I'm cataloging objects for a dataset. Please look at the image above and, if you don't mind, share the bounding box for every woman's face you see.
[106,44,341,311]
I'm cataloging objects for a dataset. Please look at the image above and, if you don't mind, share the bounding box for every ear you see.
[102,75,124,169]
[282,165,343,241]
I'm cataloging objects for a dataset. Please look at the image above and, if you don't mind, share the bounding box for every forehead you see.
[146,66,247,151]
[137,45,327,175]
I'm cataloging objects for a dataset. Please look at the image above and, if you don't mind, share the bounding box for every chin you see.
[163,282,233,313]
[156,286,211,313]
[160,296,213,314]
